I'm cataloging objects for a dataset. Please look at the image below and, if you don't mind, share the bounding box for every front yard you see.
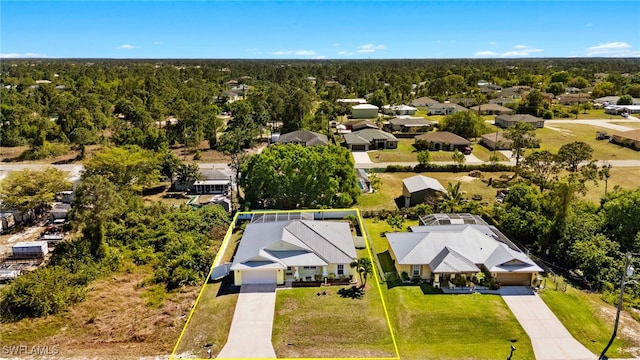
[272,285,396,358]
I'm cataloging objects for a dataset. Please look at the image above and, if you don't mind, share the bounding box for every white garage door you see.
[242,270,277,285]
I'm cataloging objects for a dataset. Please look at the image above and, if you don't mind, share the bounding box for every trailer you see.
[12,241,49,258]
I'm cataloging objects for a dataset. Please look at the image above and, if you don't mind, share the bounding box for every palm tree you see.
[350,257,373,287]
[438,181,465,213]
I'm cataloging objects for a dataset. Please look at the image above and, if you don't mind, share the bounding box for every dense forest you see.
[1,58,640,323]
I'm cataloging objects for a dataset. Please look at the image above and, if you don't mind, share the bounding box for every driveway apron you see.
[502,291,595,360]
[217,284,277,359]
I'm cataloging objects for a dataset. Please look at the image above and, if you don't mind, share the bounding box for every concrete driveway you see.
[217,284,277,359]
[502,292,595,360]
[352,151,373,164]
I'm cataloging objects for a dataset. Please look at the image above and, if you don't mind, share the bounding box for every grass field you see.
[272,286,396,358]
[173,280,239,359]
[384,288,534,360]
[356,171,511,211]
[535,124,640,161]
[539,276,636,358]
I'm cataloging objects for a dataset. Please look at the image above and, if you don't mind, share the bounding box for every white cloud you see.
[274,50,293,55]
[0,52,46,58]
[499,45,543,57]
[337,50,354,56]
[357,43,386,53]
[314,55,327,59]
[118,44,139,49]
[295,50,316,56]
[474,51,498,57]
[585,42,640,57]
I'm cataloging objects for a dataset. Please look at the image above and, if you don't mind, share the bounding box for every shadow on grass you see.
[394,196,404,210]
[213,275,240,297]
[337,286,365,299]
[377,250,396,273]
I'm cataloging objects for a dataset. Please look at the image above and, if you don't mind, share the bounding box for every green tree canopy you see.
[557,141,594,172]
[0,167,72,216]
[240,144,359,209]
[440,111,488,139]
[82,146,161,192]
[504,122,538,173]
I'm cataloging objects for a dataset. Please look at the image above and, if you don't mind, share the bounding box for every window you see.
[337,264,344,275]
[412,265,421,277]
[303,266,316,270]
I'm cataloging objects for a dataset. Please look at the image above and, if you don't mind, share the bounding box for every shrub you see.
[19,142,69,160]
[401,271,410,282]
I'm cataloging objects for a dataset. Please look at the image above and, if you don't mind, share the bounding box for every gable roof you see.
[352,104,379,110]
[614,129,640,142]
[277,130,329,146]
[414,131,471,145]
[389,116,437,127]
[387,224,542,274]
[231,220,356,271]
[428,103,468,111]
[403,175,446,194]
[199,168,229,181]
[343,133,372,145]
[411,96,439,106]
[469,104,514,113]
[350,128,398,142]
[495,114,542,123]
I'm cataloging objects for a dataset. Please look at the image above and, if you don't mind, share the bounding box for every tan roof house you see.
[469,103,515,115]
[480,132,513,150]
[414,131,471,151]
[611,129,640,150]
[388,116,437,132]
[411,96,439,107]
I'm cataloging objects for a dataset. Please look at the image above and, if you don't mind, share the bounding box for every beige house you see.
[480,132,513,150]
[611,129,640,150]
[231,218,357,286]
[386,214,543,288]
[414,131,471,152]
[351,104,379,119]
[495,114,545,129]
[469,103,515,115]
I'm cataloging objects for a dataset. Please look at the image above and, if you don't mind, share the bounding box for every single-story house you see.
[382,104,417,116]
[489,97,519,106]
[402,175,446,207]
[343,129,399,151]
[231,219,357,285]
[427,103,468,115]
[495,114,545,129]
[414,131,471,151]
[556,94,590,105]
[388,116,437,132]
[449,98,476,107]
[175,167,231,194]
[469,103,515,115]
[604,105,640,115]
[411,96,439,107]
[351,104,379,119]
[341,119,379,131]
[276,130,329,146]
[480,132,513,150]
[611,129,640,150]
[594,96,640,106]
[386,213,543,287]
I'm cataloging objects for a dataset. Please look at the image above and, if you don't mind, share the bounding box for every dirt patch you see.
[2,268,200,359]
[458,175,477,183]
[598,304,640,357]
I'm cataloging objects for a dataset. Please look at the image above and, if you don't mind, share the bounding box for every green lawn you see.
[272,286,396,358]
[539,276,634,358]
[535,124,640,161]
[370,138,418,162]
[383,287,534,360]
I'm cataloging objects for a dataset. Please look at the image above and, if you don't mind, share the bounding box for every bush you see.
[19,142,69,160]
[401,271,410,282]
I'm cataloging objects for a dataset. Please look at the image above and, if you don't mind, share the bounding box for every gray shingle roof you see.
[277,130,329,146]
[403,175,446,193]
[495,114,542,123]
[351,128,398,142]
[389,117,437,127]
[414,131,471,145]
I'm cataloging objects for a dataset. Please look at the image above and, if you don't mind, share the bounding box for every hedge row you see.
[386,163,514,173]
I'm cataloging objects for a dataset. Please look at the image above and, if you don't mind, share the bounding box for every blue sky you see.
[1,1,639,59]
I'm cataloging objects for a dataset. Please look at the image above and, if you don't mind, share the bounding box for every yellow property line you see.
[170,209,400,360]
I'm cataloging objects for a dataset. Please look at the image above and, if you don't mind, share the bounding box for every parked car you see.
[463,146,472,155]
[621,112,629,117]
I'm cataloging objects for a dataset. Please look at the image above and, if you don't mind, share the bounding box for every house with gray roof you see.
[411,96,439,107]
[427,103,468,115]
[276,130,329,146]
[402,175,446,207]
[230,219,357,285]
[469,103,515,115]
[388,116,437,132]
[343,129,398,151]
[386,213,543,288]
[174,167,231,194]
[495,114,545,129]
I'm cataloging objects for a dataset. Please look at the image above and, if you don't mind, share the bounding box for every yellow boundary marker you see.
[170,209,400,360]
